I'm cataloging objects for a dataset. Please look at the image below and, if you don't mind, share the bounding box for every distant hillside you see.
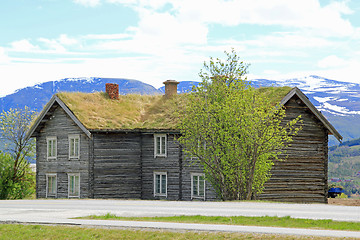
[328,138,360,197]
[0,77,161,112]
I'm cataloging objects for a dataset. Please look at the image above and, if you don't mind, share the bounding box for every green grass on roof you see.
[56,92,187,130]
[256,86,292,105]
[55,86,292,130]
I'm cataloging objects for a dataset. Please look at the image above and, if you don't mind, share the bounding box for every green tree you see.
[0,151,35,199]
[0,107,36,199]
[178,50,301,200]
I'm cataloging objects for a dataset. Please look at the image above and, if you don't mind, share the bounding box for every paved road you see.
[0,199,359,238]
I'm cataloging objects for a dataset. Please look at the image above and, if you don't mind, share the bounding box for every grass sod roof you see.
[55,86,292,131]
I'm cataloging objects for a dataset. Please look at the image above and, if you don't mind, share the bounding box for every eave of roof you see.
[281,87,342,142]
[25,95,91,140]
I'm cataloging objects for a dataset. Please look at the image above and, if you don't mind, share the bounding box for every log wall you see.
[259,95,329,203]
[92,132,141,199]
[35,104,90,198]
[181,156,218,201]
[141,134,182,200]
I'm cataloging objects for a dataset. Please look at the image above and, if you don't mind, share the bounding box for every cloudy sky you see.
[0,0,359,96]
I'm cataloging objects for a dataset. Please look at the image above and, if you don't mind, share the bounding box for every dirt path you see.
[328,198,360,206]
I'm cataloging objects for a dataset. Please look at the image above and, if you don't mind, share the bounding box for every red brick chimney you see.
[105,83,119,100]
[163,80,179,98]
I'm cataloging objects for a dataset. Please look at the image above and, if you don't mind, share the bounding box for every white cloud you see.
[73,0,101,7]
[10,39,39,52]
[0,47,9,64]
[84,33,131,40]
[38,38,67,53]
[242,32,333,49]
[58,34,78,46]
[143,0,355,37]
[318,55,348,68]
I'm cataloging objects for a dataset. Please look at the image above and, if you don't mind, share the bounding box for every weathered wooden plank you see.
[36,106,90,199]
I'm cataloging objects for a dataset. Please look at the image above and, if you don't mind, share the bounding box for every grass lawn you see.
[0,224,351,240]
[80,214,360,232]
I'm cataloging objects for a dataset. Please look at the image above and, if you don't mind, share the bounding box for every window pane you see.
[48,177,52,193]
[161,175,166,194]
[72,176,75,193]
[75,176,80,195]
[74,138,79,156]
[48,141,51,157]
[70,139,74,156]
[193,176,198,196]
[156,175,160,194]
[48,176,56,194]
[161,137,165,154]
[48,139,55,158]
[199,176,205,196]
[52,177,56,194]
[52,140,55,156]
[156,137,161,155]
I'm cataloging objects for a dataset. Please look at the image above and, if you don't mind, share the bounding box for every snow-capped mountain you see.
[0,75,359,145]
[252,75,360,117]
[0,77,161,112]
[252,75,360,145]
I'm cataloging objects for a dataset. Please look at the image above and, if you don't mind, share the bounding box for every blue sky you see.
[0,0,360,96]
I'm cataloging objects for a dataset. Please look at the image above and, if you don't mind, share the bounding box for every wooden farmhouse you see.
[26,81,342,203]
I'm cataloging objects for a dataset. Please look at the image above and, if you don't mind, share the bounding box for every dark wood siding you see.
[35,105,90,198]
[34,92,331,203]
[181,156,218,201]
[92,132,141,199]
[259,95,328,203]
[141,134,181,200]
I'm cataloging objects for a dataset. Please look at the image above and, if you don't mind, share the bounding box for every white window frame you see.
[153,172,167,197]
[68,134,80,159]
[68,173,80,198]
[154,134,167,158]
[46,136,57,160]
[191,173,205,200]
[191,140,206,161]
[46,173,57,198]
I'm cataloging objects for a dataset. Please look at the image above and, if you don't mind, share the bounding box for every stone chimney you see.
[105,83,119,100]
[163,80,179,98]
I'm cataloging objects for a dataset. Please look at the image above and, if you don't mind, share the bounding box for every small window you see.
[68,173,80,198]
[191,173,205,199]
[69,134,80,159]
[154,134,166,157]
[191,140,206,160]
[46,173,57,198]
[46,136,57,160]
[154,172,167,197]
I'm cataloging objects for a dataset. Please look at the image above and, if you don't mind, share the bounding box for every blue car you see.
[328,187,344,198]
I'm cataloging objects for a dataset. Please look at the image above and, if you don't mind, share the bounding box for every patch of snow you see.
[321,102,360,115]
[316,106,347,116]
[313,96,336,103]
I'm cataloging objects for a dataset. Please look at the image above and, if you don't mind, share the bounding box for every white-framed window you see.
[46,136,57,160]
[154,172,167,197]
[69,134,80,159]
[68,173,80,198]
[191,140,206,160]
[154,134,167,157]
[191,173,205,199]
[46,173,57,198]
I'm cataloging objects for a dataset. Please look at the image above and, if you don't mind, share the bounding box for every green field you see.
[0,224,353,240]
[80,214,360,232]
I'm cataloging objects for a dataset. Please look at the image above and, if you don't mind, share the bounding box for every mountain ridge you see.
[1,75,359,145]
